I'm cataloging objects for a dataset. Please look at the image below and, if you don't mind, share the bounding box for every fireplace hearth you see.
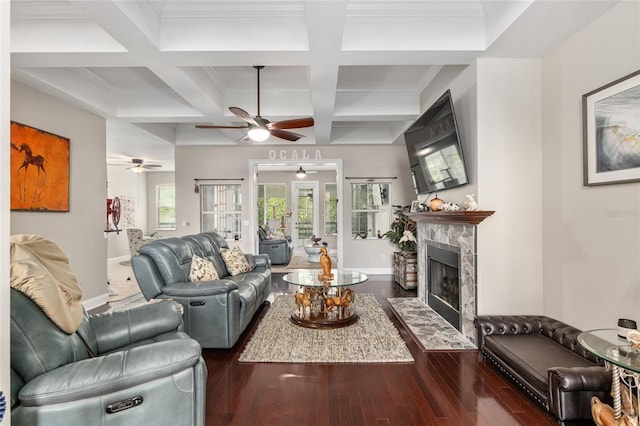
[427,243,461,330]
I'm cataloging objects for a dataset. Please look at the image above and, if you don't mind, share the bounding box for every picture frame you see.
[410,200,420,212]
[10,121,70,211]
[583,70,640,186]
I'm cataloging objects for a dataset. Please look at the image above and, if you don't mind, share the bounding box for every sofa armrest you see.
[248,253,270,268]
[548,366,611,421]
[91,300,183,354]
[18,339,202,407]
[161,280,239,298]
[549,366,611,392]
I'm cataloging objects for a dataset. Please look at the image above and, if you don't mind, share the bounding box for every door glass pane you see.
[297,188,314,241]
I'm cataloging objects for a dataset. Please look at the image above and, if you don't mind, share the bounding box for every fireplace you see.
[427,243,461,330]
[408,210,494,346]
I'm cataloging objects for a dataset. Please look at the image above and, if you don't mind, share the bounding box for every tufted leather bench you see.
[475,315,611,424]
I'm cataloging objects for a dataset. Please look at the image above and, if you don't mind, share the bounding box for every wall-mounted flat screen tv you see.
[404,89,469,194]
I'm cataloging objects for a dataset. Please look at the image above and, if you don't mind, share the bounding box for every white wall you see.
[541,2,640,329]
[11,81,108,307]
[175,145,416,272]
[476,59,544,315]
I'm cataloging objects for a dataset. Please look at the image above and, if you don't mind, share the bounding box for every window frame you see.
[350,182,391,240]
[156,184,176,231]
[200,183,242,240]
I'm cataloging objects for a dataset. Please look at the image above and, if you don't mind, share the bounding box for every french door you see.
[291,181,319,254]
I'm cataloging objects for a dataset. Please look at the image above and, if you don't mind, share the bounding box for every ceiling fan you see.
[196,66,314,142]
[109,158,162,174]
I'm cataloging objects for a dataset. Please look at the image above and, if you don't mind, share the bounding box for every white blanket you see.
[10,234,83,334]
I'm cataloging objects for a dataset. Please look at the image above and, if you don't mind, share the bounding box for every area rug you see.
[239,293,414,363]
[387,297,476,351]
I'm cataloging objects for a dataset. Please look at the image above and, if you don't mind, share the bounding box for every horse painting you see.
[12,143,47,203]
[10,122,69,211]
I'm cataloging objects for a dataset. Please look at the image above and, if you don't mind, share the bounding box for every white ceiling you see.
[10,0,619,171]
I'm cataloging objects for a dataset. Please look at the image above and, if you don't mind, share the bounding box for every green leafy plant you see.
[384,205,417,252]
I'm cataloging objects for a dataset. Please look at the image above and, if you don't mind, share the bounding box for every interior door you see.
[291,181,319,254]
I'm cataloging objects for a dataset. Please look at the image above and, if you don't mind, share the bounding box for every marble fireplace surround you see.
[408,211,494,345]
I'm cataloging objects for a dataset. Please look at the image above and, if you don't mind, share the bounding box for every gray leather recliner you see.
[131,231,271,349]
[10,289,207,425]
[257,226,292,265]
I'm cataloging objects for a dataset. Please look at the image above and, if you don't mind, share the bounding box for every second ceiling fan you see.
[196,66,314,142]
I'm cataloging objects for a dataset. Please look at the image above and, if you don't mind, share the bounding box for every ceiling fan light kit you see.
[196,66,314,142]
[248,126,270,142]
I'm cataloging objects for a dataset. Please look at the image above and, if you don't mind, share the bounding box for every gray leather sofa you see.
[475,315,611,424]
[132,231,271,349]
[10,288,207,425]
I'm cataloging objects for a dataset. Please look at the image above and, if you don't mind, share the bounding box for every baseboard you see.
[83,292,109,311]
[108,255,130,265]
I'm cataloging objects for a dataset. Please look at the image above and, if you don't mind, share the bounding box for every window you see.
[201,184,242,240]
[156,184,176,230]
[257,184,286,226]
[324,183,338,235]
[351,183,390,239]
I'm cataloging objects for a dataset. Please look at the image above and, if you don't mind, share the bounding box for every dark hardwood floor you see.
[202,274,590,426]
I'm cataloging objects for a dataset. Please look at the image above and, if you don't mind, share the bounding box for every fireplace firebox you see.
[427,244,461,330]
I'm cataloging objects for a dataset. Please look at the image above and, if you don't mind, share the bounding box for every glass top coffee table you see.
[283,269,368,329]
[578,329,640,421]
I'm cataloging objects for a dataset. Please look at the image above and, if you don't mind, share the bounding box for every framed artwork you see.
[410,200,420,212]
[583,70,640,186]
[10,121,70,211]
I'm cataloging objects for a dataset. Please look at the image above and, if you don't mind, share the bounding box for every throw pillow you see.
[189,255,219,282]
[220,245,251,276]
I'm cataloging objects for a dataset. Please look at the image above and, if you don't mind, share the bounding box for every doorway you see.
[248,159,343,268]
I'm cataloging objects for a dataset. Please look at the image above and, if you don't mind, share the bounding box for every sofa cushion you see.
[189,255,219,282]
[485,334,595,393]
[220,246,252,276]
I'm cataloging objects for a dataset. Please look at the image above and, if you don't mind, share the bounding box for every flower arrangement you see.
[384,205,417,252]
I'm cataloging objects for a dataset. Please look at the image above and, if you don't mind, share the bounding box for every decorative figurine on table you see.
[318,242,334,281]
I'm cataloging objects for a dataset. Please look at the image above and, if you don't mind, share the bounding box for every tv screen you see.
[404,89,469,194]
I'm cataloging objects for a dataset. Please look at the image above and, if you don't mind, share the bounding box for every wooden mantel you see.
[406,210,495,225]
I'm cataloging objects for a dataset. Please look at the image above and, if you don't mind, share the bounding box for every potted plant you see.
[384,205,418,289]
[384,205,417,252]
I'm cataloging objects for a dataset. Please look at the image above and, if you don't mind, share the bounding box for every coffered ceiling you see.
[10,0,618,169]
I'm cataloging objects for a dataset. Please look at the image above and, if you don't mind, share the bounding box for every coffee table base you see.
[290,312,358,329]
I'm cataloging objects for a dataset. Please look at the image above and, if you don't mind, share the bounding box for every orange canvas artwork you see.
[10,121,70,212]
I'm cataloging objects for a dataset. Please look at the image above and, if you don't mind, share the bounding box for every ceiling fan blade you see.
[196,124,248,129]
[270,128,304,142]
[236,134,251,143]
[143,164,162,168]
[268,117,314,130]
[229,107,258,126]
